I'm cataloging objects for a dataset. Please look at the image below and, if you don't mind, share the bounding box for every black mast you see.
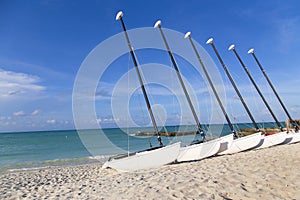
[206,39,260,132]
[185,33,237,138]
[116,11,163,146]
[228,45,283,131]
[154,21,206,142]
[248,48,299,132]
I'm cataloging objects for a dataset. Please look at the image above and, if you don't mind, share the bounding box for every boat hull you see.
[283,130,300,144]
[218,132,262,155]
[217,134,234,153]
[102,142,181,172]
[289,132,300,144]
[176,137,223,162]
[256,131,287,149]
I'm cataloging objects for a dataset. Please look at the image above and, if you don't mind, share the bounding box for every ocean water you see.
[0,122,280,172]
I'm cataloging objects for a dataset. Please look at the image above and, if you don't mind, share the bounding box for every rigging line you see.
[130,36,168,143]
[185,33,237,138]
[231,114,240,131]
[206,40,260,131]
[154,21,206,142]
[135,61,148,128]
[169,51,184,136]
[177,54,204,135]
[128,53,151,149]
[173,55,201,138]
[171,55,176,128]
[230,47,283,131]
[248,49,299,132]
[137,90,148,126]
[133,58,153,138]
[137,61,168,138]
[134,52,169,140]
[117,13,163,146]
[127,50,130,155]
[169,51,188,135]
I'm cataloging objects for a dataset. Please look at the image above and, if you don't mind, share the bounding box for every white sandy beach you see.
[1,142,299,200]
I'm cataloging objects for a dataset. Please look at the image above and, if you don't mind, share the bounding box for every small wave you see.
[8,166,50,172]
[0,156,111,173]
[88,155,112,162]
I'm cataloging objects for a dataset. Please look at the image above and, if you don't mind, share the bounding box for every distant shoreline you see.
[133,127,290,137]
[0,121,288,134]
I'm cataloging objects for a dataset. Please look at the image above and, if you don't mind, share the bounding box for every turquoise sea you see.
[0,122,281,172]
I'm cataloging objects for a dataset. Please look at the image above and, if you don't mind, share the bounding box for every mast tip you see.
[206,38,214,44]
[184,32,191,39]
[228,44,235,51]
[154,20,162,28]
[247,48,254,54]
[115,11,123,20]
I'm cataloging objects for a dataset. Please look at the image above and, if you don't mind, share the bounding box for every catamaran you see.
[205,38,262,154]
[228,45,287,149]
[102,11,181,172]
[248,48,300,144]
[154,20,233,162]
[185,32,260,155]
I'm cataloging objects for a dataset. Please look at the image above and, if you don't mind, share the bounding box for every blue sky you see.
[1,0,300,132]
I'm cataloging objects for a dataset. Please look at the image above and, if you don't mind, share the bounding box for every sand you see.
[1,142,299,200]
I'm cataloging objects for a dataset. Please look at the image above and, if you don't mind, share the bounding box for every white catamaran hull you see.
[218,132,262,155]
[289,132,300,144]
[283,130,300,144]
[102,142,181,172]
[217,134,234,153]
[176,135,227,162]
[256,131,287,149]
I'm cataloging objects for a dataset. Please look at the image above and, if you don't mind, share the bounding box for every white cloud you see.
[96,116,119,124]
[31,109,41,115]
[0,68,45,98]
[13,110,25,116]
[46,119,56,124]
